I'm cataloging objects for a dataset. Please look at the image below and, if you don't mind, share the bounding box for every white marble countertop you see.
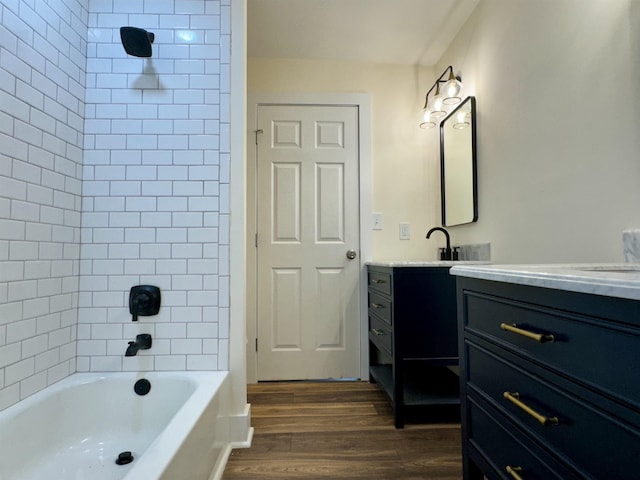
[450,263,640,300]
[367,260,489,267]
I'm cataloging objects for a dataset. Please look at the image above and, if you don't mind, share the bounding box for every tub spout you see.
[125,334,152,356]
[125,342,139,356]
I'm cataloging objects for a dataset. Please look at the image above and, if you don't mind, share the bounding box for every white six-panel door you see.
[256,104,360,380]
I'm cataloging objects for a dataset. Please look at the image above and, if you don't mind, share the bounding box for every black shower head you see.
[120,26,155,57]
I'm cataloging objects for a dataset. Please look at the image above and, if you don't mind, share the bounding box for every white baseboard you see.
[228,403,253,447]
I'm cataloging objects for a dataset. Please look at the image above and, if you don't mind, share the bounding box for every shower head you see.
[120,26,155,57]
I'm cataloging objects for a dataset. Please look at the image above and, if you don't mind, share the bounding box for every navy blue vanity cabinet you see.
[456,277,640,480]
[367,265,460,428]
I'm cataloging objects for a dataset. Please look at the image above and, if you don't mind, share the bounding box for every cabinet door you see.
[395,268,458,360]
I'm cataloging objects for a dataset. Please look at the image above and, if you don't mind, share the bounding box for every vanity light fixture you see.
[419,65,463,129]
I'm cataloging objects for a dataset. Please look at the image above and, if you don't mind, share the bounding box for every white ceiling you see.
[247,0,479,66]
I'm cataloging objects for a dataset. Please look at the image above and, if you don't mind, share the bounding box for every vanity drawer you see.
[466,340,640,479]
[368,291,392,325]
[369,315,392,355]
[467,397,579,480]
[368,270,392,295]
[464,291,640,407]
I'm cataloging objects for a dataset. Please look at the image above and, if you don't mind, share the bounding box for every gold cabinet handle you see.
[506,466,525,480]
[500,323,555,343]
[503,392,558,426]
[371,303,384,309]
[371,279,386,284]
[371,328,385,336]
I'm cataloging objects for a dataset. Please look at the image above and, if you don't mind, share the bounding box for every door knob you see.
[346,249,357,260]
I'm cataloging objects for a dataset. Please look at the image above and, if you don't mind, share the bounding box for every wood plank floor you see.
[222,381,463,479]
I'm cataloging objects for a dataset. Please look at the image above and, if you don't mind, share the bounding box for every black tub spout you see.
[125,334,152,357]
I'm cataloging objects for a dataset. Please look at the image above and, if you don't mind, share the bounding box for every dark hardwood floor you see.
[222,381,463,479]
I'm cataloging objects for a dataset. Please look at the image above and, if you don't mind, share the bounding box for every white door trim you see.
[246,92,372,383]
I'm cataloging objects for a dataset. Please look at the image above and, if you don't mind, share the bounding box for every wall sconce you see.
[419,65,462,129]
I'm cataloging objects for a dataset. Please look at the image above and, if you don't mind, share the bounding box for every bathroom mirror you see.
[440,96,477,226]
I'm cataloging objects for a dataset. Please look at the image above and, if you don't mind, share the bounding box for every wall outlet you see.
[372,212,383,230]
[399,222,410,240]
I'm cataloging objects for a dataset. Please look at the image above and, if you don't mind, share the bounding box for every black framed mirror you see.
[440,96,477,227]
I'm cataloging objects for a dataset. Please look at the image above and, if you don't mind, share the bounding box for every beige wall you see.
[435,0,640,263]
[249,0,640,264]
[248,58,442,260]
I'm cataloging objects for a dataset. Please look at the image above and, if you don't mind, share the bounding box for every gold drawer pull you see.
[500,323,555,343]
[371,279,386,284]
[504,392,559,426]
[371,303,385,309]
[371,328,386,336]
[506,466,525,480]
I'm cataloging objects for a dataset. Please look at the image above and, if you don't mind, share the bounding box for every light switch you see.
[399,222,410,240]
[372,212,383,230]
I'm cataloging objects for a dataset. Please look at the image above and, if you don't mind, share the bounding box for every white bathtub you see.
[0,371,233,480]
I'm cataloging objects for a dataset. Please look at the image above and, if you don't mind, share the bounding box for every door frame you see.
[246,93,372,383]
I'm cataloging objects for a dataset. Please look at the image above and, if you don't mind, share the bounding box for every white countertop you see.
[367,261,489,267]
[450,263,640,300]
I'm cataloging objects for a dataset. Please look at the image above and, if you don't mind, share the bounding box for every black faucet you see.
[426,227,453,260]
[125,334,152,356]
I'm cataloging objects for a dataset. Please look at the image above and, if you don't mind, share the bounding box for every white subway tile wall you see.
[79,0,230,373]
[0,0,87,410]
[0,0,230,410]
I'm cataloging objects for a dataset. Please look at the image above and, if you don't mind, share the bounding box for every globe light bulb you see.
[453,111,469,129]
[429,88,446,118]
[443,71,462,105]
[419,108,435,129]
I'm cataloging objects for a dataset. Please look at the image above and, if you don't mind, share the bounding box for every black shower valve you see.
[129,285,161,321]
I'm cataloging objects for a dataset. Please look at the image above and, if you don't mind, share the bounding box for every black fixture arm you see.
[422,65,461,108]
[426,227,453,260]
[426,227,451,249]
